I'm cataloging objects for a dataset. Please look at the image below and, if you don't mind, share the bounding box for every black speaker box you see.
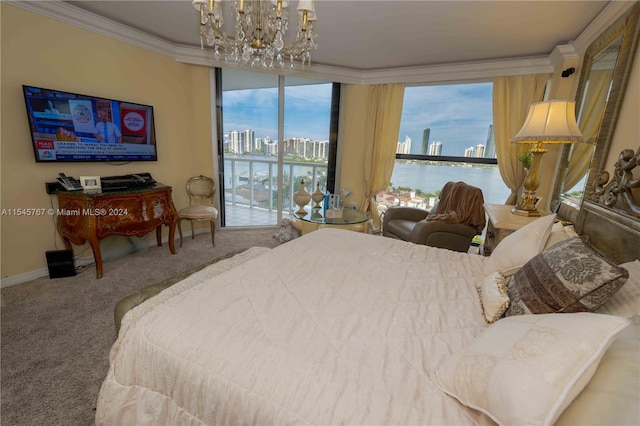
[45,250,76,279]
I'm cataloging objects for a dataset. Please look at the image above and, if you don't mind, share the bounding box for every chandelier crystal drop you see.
[193,0,318,70]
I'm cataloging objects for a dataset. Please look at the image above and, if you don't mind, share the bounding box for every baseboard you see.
[1,268,49,288]
[1,226,278,288]
[0,230,192,289]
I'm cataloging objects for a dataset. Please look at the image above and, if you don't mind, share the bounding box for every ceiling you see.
[64,0,610,72]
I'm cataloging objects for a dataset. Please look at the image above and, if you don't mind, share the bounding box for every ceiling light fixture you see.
[192,0,318,70]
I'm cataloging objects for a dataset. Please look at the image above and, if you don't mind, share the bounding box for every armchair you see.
[382,181,486,252]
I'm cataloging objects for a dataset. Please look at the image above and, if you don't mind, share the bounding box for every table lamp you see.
[511,100,585,216]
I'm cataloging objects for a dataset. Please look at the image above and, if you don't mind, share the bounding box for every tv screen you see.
[22,85,158,162]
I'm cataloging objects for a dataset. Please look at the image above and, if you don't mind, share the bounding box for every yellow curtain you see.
[359,83,405,232]
[563,69,612,191]
[493,74,549,204]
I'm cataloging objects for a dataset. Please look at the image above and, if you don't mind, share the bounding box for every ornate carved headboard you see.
[590,147,640,216]
[577,147,640,264]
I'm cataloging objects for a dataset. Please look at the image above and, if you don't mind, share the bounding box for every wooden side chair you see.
[177,175,218,247]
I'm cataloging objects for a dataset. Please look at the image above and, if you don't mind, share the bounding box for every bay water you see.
[225,155,512,206]
[390,162,511,205]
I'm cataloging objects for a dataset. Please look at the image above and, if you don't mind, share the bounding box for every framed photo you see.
[80,176,101,191]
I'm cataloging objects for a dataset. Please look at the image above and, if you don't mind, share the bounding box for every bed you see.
[95,153,640,425]
[95,234,639,425]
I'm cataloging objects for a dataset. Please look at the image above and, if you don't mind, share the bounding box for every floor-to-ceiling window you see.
[379,82,510,215]
[218,68,336,227]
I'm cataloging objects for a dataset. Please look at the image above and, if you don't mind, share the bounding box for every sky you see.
[223,83,332,142]
[399,83,493,156]
[223,81,493,156]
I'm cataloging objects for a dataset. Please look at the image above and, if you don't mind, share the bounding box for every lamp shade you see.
[511,101,585,145]
[297,0,316,20]
[271,0,290,7]
[192,0,206,10]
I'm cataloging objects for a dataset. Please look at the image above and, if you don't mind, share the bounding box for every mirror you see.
[553,3,639,208]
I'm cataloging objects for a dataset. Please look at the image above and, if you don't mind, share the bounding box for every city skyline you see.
[223,82,493,157]
[396,122,495,159]
[399,82,493,156]
[224,129,329,160]
[223,83,332,142]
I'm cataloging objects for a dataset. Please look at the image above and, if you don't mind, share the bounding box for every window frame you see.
[214,67,340,227]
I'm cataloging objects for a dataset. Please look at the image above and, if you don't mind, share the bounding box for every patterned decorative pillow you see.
[504,237,629,317]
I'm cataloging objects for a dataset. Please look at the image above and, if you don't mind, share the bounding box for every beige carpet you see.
[1,227,280,426]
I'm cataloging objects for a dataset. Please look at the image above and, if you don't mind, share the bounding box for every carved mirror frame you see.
[553,3,640,214]
[568,4,640,264]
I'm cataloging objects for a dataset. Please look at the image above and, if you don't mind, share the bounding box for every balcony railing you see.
[223,156,327,218]
[222,156,511,227]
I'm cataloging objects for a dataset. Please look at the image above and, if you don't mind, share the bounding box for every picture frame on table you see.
[80,176,101,192]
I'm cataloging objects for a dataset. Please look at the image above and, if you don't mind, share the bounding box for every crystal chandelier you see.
[192,0,318,70]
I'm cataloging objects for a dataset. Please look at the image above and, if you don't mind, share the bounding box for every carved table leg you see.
[88,235,103,279]
[62,237,73,251]
[168,221,176,254]
[156,226,163,247]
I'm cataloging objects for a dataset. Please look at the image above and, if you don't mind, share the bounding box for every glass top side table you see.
[291,207,370,234]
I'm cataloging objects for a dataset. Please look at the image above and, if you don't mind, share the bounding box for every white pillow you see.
[597,259,640,317]
[556,315,640,425]
[563,224,578,238]
[430,312,629,426]
[543,222,576,250]
[476,272,509,323]
[483,213,556,276]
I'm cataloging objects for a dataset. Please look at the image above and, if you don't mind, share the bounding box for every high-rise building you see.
[309,140,329,159]
[421,128,431,155]
[317,140,329,159]
[396,135,412,154]
[243,129,254,153]
[265,140,278,155]
[229,130,242,154]
[429,141,442,155]
[464,144,486,157]
[484,125,496,158]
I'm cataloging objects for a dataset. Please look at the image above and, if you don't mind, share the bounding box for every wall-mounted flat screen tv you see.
[22,85,158,162]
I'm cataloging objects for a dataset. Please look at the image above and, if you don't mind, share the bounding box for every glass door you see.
[219,68,333,227]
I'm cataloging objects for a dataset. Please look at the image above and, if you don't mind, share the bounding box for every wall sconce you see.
[511,101,585,216]
[561,67,576,77]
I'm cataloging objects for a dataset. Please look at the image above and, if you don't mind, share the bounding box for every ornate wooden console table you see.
[56,184,178,278]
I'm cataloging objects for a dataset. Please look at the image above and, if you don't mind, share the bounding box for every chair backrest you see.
[186,175,216,206]
[428,181,486,234]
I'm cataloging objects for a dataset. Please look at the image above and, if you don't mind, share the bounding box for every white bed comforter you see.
[96,228,492,425]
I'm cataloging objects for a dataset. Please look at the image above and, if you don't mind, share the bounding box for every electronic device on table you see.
[22,85,158,163]
[47,173,156,194]
[56,173,82,191]
[100,173,156,191]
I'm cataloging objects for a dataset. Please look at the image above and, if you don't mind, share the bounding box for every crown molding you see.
[175,43,554,84]
[572,1,636,56]
[356,57,554,85]
[549,44,580,69]
[6,0,176,58]
[174,45,366,84]
[7,0,616,85]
